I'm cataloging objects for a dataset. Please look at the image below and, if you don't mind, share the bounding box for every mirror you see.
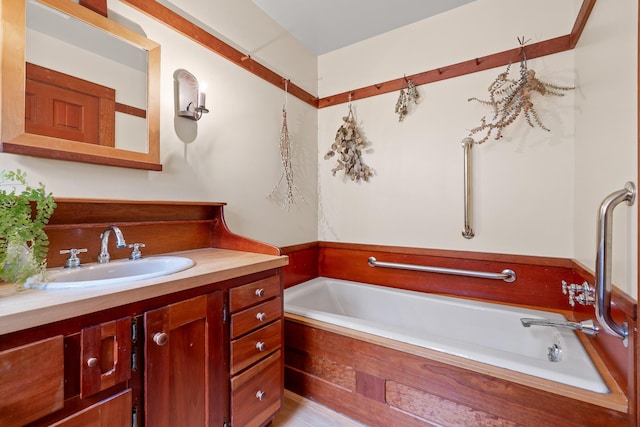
[1,0,161,171]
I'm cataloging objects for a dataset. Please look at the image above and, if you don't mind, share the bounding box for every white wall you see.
[318,0,576,256]
[574,0,638,298]
[1,0,319,248]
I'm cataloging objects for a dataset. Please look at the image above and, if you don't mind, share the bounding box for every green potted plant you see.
[0,169,56,287]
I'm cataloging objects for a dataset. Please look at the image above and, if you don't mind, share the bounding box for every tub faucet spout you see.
[520,318,599,337]
[98,225,126,264]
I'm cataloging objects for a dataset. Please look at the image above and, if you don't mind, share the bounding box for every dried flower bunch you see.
[395,78,420,121]
[468,37,573,144]
[267,106,304,210]
[324,104,373,182]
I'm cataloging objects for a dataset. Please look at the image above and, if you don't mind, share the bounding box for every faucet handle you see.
[60,248,87,268]
[128,243,145,260]
[561,280,595,307]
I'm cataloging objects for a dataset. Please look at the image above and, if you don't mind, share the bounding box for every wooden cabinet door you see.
[144,292,225,427]
[81,317,131,398]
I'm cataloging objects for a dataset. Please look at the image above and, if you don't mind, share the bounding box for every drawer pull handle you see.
[255,288,265,297]
[153,332,168,346]
[256,390,265,401]
[256,341,266,352]
[87,357,98,368]
[256,312,267,322]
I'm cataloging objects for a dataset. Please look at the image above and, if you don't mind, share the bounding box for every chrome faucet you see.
[520,318,599,336]
[98,225,127,263]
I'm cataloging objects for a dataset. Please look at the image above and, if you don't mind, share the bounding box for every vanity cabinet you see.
[229,276,283,427]
[0,270,284,427]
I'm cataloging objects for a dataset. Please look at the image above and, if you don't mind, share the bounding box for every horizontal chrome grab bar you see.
[367,257,516,282]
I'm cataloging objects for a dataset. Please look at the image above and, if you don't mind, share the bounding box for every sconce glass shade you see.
[175,69,209,120]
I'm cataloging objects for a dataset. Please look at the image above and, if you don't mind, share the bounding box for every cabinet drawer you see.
[231,350,282,427]
[229,275,281,312]
[0,335,64,427]
[231,297,282,339]
[230,320,281,375]
[49,389,132,427]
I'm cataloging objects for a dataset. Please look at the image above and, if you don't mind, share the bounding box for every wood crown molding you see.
[119,0,595,109]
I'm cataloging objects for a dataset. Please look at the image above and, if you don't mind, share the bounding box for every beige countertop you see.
[0,248,288,336]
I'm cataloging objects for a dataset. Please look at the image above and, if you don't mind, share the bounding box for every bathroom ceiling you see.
[251,0,478,55]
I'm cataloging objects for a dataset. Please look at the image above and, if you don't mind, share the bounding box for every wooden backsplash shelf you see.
[43,198,280,268]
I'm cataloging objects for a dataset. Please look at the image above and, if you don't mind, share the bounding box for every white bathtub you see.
[284,277,608,394]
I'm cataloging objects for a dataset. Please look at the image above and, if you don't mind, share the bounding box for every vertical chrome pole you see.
[594,181,635,344]
[462,137,475,239]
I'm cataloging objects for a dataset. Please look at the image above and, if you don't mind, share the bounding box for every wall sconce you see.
[176,69,209,121]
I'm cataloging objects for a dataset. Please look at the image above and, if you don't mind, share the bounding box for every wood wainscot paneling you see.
[280,242,319,288]
[317,242,580,309]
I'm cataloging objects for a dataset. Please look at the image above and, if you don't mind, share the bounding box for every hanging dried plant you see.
[324,103,373,182]
[395,78,420,121]
[267,105,304,210]
[467,37,573,144]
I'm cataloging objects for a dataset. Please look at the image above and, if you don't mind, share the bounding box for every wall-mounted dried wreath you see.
[324,102,373,182]
[468,37,573,144]
[395,78,420,121]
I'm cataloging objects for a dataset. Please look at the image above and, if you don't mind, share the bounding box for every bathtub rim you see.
[284,311,628,413]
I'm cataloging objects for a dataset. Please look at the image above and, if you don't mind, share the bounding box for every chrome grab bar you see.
[595,182,636,344]
[462,137,475,239]
[520,318,599,336]
[368,257,516,282]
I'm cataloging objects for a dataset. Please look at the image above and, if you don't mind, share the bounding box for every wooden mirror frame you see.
[0,0,161,171]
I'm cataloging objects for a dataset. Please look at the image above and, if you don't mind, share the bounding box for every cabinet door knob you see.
[153,332,168,346]
[87,357,98,368]
[255,288,265,297]
[255,341,266,352]
[256,390,265,401]
[256,312,267,322]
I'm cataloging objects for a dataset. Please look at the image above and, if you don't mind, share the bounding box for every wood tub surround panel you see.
[284,320,629,427]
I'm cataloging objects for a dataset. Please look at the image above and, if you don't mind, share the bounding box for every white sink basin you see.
[26,256,195,289]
